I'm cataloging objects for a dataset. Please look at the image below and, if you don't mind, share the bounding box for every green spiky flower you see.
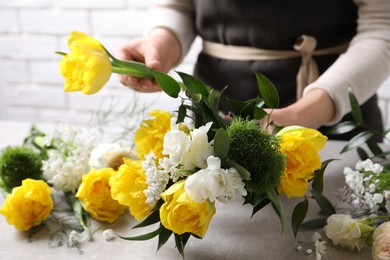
[227,118,285,195]
[0,146,43,193]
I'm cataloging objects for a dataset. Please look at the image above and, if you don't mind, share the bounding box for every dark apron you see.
[192,0,383,141]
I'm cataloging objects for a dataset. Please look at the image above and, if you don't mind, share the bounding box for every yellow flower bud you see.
[134,110,172,160]
[0,179,53,231]
[160,180,216,237]
[276,126,327,197]
[76,168,126,223]
[109,158,152,221]
[59,31,112,95]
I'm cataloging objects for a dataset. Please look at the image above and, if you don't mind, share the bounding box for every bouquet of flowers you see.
[0,31,335,257]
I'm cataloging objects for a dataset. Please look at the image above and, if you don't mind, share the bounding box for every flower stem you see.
[112,64,154,79]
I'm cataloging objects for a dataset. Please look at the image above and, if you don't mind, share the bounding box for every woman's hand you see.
[259,89,336,130]
[116,27,181,92]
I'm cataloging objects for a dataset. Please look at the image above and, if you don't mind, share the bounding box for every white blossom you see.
[162,118,191,165]
[68,230,91,246]
[181,122,214,170]
[102,229,116,241]
[185,156,247,204]
[88,143,135,169]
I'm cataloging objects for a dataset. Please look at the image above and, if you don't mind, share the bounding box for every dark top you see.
[192,0,383,140]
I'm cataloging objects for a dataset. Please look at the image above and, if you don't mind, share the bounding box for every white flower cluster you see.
[42,125,100,192]
[143,118,247,206]
[343,159,389,212]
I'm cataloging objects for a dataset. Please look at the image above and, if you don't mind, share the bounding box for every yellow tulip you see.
[109,158,152,220]
[276,126,327,197]
[59,31,112,95]
[76,168,126,223]
[0,179,53,231]
[160,180,216,237]
[134,110,172,160]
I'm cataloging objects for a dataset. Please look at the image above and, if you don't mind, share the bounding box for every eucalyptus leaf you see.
[291,198,309,238]
[213,128,230,159]
[255,72,279,108]
[119,226,162,241]
[348,88,363,124]
[266,189,285,233]
[341,131,374,154]
[326,121,357,135]
[151,71,181,98]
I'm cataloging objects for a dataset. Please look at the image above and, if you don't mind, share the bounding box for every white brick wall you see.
[0,1,389,135]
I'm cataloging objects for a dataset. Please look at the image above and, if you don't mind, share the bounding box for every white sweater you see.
[144,0,390,124]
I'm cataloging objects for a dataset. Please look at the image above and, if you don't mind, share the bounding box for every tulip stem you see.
[112,64,155,79]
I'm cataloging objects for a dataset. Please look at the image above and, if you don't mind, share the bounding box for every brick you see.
[54,0,125,9]
[91,10,146,36]
[0,35,57,60]
[0,0,51,8]
[29,60,64,84]
[38,109,92,125]
[0,60,29,83]
[0,10,19,33]
[127,0,151,9]
[20,10,89,35]
[0,107,38,122]
[7,85,67,109]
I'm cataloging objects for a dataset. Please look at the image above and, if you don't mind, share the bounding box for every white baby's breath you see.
[42,125,99,192]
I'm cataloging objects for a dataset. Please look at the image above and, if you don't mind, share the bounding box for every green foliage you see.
[327,87,389,162]
[226,118,285,195]
[0,146,43,192]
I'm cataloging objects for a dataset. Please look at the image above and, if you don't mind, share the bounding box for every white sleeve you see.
[303,0,390,125]
[144,0,196,61]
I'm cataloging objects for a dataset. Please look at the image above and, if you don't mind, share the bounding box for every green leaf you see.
[157,225,173,251]
[311,159,338,194]
[151,71,181,98]
[301,218,328,229]
[223,160,251,180]
[251,196,270,217]
[291,198,309,238]
[326,121,357,135]
[367,138,385,159]
[174,233,185,257]
[213,128,230,159]
[266,189,285,233]
[255,72,279,108]
[348,88,363,124]
[176,104,187,124]
[340,131,374,154]
[253,106,268,120]
[177,71,209,98]
[357,147,369,160]
[133,210,160,229]
[312,192,335,216]
[119,226,162,241]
